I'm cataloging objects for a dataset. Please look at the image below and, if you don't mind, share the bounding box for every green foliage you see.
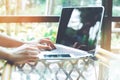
[44,29,57,43]
[40,0,46,4]
[61,0,81,6]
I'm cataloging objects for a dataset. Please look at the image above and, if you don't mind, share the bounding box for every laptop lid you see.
[56,6,104,55]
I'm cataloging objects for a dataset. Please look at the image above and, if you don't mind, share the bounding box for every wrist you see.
[6,49,17,63]
[6,53,12,61]
[6,51,14,62]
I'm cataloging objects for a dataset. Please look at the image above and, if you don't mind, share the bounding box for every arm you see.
[0,34,56,49]
[0,47,11,61]
[0,44,39,65]
[0,34,24,48]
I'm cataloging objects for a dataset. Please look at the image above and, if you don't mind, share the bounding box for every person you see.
[0,34,56,65]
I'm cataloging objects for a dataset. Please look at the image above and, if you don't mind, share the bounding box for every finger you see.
[28,50,40,55]
[13,59,29,65]
[48,42,56,49]
[16,44,39,53]
[40,39,56,49]
[14,61,26,65]
[23,50,40,56]
[27,59,39,62]
[14,58,38,65]
[39,38,50,43]
[25,45,39,51]
[26,57,39,63]
[37,44,53,50]
[27,54,39,59]
[11,54,39,65]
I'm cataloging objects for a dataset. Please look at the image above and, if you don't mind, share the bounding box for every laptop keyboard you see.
[38,44,92,59]
[50,44,90,56]
[51,45,72,53]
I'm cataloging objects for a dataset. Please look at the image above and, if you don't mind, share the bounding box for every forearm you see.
[0,34,24,48]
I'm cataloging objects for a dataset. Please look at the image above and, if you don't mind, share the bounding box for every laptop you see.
[38,6,104,60]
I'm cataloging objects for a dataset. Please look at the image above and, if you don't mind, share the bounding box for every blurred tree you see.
[113,0,120,6]
[62,0,71,6]
[0,0,5,7]
[40,0,45,4]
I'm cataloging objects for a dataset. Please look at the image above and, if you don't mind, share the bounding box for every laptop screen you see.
[56,7,104,54]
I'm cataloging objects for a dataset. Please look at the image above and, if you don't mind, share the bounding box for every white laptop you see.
[38,6,104,60]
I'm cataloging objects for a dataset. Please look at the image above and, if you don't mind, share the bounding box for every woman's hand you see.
[30,38,56,51]
[8,44,40,65]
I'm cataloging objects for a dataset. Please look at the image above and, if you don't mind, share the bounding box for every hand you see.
[8,44,39,65]
[31,38,56,50]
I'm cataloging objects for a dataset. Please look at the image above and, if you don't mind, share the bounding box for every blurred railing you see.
[96,48,120,80]
[11,57,97,80]
[111,28,120,53]
[0,16,59,23]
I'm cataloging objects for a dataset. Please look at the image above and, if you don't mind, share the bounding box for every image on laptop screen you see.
[56,7,104,54]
